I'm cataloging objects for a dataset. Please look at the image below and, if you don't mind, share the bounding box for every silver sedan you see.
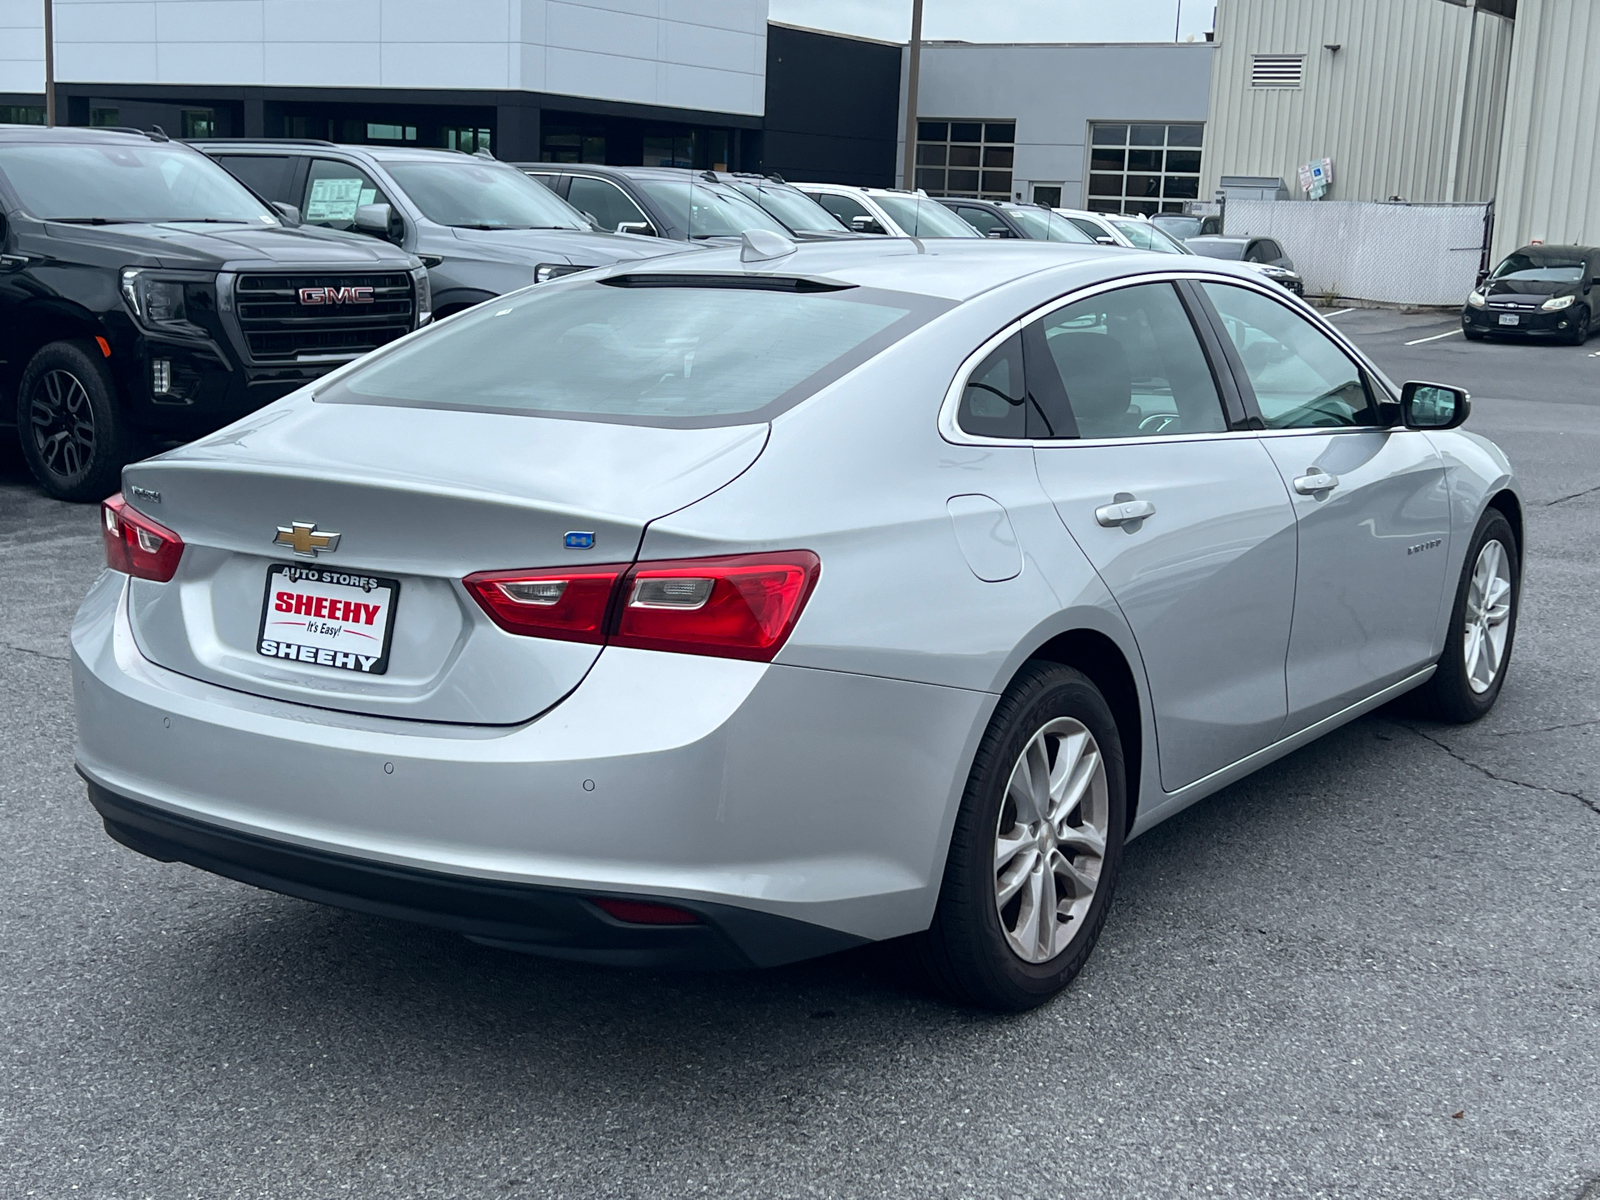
[74,236,1521,1010]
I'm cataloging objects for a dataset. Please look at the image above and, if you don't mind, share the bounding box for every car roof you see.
[1189,235,1256,246]
[1,124,189,147]
[190,140,499,166]
[1512,243,1593,257]
[579,235,1268,303]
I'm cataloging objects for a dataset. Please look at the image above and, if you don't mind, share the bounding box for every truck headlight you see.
[120,268,211,334]
[1541,294,1576,311]
[410,265,432,325]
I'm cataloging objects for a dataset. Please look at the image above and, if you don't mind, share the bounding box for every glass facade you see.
[1086,122,1203,216]
[914,120,1015,200]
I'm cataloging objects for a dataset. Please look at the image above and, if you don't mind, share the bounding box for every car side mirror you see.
[1094,235,1118,245]
[354,203,396,240]
[985,228,1011,238]
[1401,381,1470,430]
[270,201,301,226]
[616,220,654,236]
[850,215,884,235]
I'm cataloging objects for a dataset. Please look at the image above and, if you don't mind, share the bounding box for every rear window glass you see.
[323,280,946,428]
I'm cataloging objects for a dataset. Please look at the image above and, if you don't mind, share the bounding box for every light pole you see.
[43,0,56,125]
[901,0,923,190]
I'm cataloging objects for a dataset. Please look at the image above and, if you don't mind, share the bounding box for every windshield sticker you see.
[306,177,363,222]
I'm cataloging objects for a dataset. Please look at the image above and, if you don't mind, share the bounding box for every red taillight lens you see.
[591,897,701,925]
[462,565,628,643]
[101,493,184,582]
[613,551,821,662]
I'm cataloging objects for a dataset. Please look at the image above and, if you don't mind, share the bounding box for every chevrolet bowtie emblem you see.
[274,521,341,558]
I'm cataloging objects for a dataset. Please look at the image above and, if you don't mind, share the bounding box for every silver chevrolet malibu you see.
[73,236,1521,1010]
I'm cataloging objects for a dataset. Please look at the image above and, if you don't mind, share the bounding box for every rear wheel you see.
[920,662,1126,1011]
[17,340,134,502]
[1410,509,1518,723]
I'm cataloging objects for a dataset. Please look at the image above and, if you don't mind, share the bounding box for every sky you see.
[767,0,1217,44]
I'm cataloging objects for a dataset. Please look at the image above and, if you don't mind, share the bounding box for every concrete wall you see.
[895,41,1214,204]
[0,0,768,116]
[1203,0,1514,205]
[1492,0,1600,259]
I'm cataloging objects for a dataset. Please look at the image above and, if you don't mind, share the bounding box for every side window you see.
[214,155,291,202]
[301,158,390,232]
[1201,283,1379,429]
[1261,240,1284,261]
[956,332,1027,439]
[957,206,1005,237]
[567,176,651,234]
[813,192,875,231]
[1026,282,1228,440]
[1116,222,1160,251]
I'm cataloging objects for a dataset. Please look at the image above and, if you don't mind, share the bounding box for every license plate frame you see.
[256,563,401,675]
[1498,313,1520,326]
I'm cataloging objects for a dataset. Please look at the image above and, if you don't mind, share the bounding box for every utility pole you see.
[901,0,923,190]
[43,0,56,126]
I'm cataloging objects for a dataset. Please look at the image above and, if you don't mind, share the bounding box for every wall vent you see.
[1251,55,1305,88]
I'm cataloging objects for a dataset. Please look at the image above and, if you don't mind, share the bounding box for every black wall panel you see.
[761,25,901,187]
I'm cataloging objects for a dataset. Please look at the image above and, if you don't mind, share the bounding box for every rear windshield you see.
[323,279,947,427]
[1008,208,1093,243]
[873,195,982,238]
[381,160,587,230]
[0,142,276,223]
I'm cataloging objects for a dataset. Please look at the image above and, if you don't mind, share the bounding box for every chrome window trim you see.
[937,269,1396,448]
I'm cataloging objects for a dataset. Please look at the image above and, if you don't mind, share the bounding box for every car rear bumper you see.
[72,571,989,963]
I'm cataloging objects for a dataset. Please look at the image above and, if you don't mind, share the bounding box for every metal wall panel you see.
[1204,0,1512,206]
[1492,0,1600,259]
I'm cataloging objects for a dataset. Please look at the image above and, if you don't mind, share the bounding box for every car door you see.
[1197,280,1452,728]
[953,205,1008,237]
[807,191,884,235]
[566,174,655,235]
[298,157,394,235]
[1028,279,1299,791]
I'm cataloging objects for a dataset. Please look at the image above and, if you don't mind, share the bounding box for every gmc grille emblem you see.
[298,286,375,305]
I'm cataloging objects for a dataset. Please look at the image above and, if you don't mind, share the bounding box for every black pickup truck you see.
[0,124,429,500]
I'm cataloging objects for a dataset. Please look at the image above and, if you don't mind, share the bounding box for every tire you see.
[16,339,134,503]
[1567,305,1590,346]
[920,662,1127,1011]
[1410,509,1519,723]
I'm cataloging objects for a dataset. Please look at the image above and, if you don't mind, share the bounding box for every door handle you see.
[1095,497,1157,527]
[1293,470,1339,495]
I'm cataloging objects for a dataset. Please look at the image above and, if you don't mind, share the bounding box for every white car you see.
[793,183,982,240]
[1054,208,1134,247]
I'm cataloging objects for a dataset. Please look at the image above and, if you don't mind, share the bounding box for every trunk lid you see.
[121,400,767,723]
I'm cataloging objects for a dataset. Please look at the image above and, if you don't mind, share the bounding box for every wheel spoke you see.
[1012,863,1046,957]
[1055,823,1106,858]
[1050,847,1099,902]
[994,825,1032,874]
[1047,732,1097,824]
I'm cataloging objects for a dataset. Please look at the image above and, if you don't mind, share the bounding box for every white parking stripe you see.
[1405,329,1464,346]
[1323,308,1358,318]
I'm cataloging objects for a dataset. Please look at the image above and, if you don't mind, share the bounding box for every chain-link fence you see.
[1224,200,1490,306]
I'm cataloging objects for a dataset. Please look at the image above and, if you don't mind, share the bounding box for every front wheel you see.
[1463,326,1486,341]
[1567,306,1591,345]
[16,340,133,502]
[920,662,1126,1011]
[1410,509,1519,723]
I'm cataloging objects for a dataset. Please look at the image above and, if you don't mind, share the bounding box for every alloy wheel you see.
[1464,539,1513,694]
[29,369,97,481]
[993,716,1110,964]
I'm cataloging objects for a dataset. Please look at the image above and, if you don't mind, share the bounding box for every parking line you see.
[1323,308,1358,318]
[1405,329,1464,346]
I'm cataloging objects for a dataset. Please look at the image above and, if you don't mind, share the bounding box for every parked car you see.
[712,172,855,239]
[0,124,429,501]
[198,141,678,320]
[1187,235,1305,295]
[516,163,803,243]
[75,236,1521,1012]
[1464,244,1600,344]
[1150,213,1222,240]
[1103,215,1195,255]
[937,198,1093,243]
[792,183,982,238]
[1053,208,1134,247]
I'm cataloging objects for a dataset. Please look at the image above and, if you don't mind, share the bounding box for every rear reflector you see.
[101,493,184,582]
[462,565,627,643]
[463,551,821,662]
[591,897,702,925]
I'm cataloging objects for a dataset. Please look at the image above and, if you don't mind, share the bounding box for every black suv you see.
[0,125,428,500]
[935,198,1093,243]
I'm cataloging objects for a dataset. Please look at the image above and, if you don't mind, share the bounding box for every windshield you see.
[630,177,790,239]
[327,281,942,427]
[729,180,847,234]
[0,142,277,223]
[381,160,587,229]
[1008,208,1093,243]
[1490,253,1584,283]
[1151,215,1202,239]
[873,195,981,238]
[1112,219,1191,254]
[1188,240,1248,261]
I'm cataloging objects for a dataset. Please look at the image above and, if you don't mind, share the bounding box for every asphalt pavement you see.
[2,308,1597,1199]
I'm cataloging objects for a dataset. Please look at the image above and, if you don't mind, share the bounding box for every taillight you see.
[591,897,701,925]
[461,565,627,643]
[101,493,184,582]
[612,552,821,662]
[462,551,820,662]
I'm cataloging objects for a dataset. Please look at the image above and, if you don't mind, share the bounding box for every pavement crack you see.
[1543,482,1600,507]
[2,644,70,664]
[1493,717,1600,736]
[1392,720,1600,817]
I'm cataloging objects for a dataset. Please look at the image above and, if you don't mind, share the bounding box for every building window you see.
[1,106,45,125]
[1086,123,1203,216]
[366,123,418,142]
[1250,55,1305,88]
[90,107,120,127]
[182,109,216,139]
[1032,183,1063,207]
[914,120,1014,200]
[444,127,490,153]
